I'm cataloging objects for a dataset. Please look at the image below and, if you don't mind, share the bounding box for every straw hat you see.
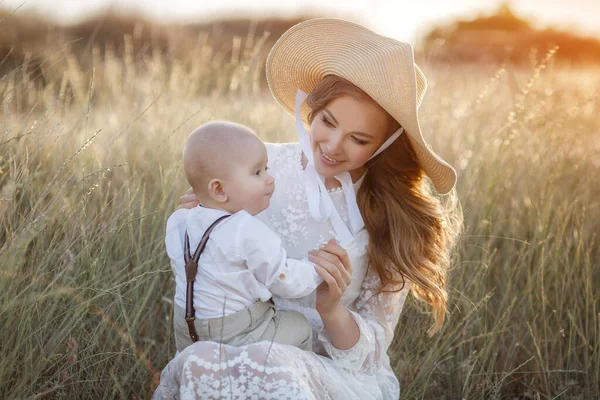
[265,18,457,195]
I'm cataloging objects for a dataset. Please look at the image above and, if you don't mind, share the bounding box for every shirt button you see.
[279,273,286,280]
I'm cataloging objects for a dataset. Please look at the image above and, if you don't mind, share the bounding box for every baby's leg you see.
[261,309,313,352]
[174,301,313,351]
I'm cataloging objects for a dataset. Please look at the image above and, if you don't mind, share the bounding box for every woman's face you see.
[309,94,392,178]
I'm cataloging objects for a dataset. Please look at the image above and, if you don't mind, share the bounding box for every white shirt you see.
[165,205,323,318]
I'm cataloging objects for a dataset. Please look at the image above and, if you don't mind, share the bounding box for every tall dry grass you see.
[0,27,598,399]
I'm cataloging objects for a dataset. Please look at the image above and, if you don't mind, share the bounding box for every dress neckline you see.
[294,144,367,194]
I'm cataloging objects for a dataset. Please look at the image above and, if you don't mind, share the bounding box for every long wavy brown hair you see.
[306,75,463,335]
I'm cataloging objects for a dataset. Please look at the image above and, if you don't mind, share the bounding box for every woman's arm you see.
[309,240,411,372]
[308,239,361,349]
[318,266,411,373]
[319,305,360,350]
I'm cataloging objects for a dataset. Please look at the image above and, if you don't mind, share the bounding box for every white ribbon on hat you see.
[295,90,403,245]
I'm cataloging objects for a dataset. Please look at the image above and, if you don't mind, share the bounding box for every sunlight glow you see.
[1,0,598,42]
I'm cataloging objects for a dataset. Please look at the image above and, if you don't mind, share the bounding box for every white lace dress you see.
[153,142,411,400]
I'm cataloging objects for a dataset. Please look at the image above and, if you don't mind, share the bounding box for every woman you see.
[154,18,462,399]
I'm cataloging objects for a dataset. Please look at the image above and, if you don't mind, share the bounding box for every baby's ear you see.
[208,178,228,203]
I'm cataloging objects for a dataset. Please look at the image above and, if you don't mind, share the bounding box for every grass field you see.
[0,30,598,399]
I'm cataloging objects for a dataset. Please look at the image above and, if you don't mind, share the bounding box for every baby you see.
[165,120,323,353]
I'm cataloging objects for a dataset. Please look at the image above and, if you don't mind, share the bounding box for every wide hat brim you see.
[266,18,457,195]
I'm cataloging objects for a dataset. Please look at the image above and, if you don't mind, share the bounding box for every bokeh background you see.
[0,1,598,398]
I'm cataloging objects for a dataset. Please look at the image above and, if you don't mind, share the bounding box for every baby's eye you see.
[255,170,261,176]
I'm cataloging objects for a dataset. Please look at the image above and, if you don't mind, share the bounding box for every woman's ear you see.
[208,178,228,203]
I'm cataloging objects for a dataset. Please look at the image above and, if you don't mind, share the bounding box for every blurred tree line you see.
[421,2,600,64]
[1,3,598,92]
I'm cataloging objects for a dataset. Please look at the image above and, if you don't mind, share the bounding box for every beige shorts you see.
[173,300,313,353]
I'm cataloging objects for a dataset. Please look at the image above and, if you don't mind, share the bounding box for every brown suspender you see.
[183,214,231,342]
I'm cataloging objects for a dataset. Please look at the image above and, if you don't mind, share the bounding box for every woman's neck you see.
[301,152,366,190]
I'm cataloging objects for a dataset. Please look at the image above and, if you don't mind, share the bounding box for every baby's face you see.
[224,141,275,216]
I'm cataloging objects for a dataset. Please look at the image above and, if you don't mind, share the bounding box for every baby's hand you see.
[178,187,200,210]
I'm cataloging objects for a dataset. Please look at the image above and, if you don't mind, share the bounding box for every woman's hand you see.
[308,239,353,318]
[178,187,200,209]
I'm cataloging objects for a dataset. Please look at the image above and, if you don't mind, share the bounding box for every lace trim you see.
[294,144,367,193]
[316,309,373,372]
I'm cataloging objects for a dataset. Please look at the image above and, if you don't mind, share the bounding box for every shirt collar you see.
[186,205,231,239]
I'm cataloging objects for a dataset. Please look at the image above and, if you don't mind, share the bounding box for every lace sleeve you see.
[316,266,411,373]
[264,142,283,165]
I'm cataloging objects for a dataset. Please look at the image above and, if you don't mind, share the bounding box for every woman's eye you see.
[352,137,368,145]
[321,116,334,128]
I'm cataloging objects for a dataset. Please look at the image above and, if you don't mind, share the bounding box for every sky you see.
[2,0,599,42]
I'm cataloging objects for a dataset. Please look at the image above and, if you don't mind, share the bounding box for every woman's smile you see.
[318,145,344,165]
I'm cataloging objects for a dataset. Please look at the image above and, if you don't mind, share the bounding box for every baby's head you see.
[183,121,274,216]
